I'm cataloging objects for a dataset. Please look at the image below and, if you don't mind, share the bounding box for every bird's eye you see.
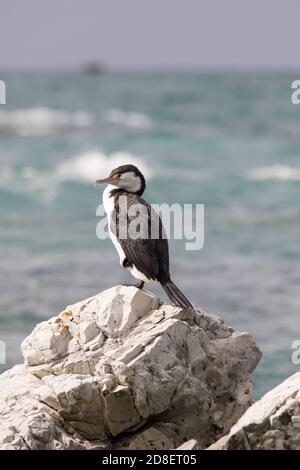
[112,173,121,180]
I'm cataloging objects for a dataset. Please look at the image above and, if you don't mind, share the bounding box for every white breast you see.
[103,185,127,266]
[128,265,150,283]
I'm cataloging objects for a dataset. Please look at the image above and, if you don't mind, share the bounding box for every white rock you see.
[92,285,160,336]
[1,285,261,449]
[208,372,300,450]
[79,320,100,344]
[176,439,200,450]
[21,319,70,365]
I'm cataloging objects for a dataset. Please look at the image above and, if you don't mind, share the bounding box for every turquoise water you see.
[0,72,300,398]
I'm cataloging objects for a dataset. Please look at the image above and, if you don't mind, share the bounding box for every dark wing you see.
[112,193,169,281]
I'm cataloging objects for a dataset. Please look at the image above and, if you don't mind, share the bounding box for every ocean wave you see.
[104,108,153,129]
[0,108,93,136]
[55,150,153,183]
[248,165,300,181]
[0,150,153,202]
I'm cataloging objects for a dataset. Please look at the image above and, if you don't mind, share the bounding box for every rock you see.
[115,423,179,450]
[207,372,300,450]
[0,285,261,450]
[176,439,201,450]
[0,366,91,450]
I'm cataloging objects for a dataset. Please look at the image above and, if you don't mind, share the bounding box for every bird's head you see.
[95,164,146,195]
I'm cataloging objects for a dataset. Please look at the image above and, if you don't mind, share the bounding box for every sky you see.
[0,0,300,70]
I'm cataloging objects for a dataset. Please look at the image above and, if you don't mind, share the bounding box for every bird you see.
[95,164,193,309]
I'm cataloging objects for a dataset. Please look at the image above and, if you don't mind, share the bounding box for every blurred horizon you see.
[2,67,300,73]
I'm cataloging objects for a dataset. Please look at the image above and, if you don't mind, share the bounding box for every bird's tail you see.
[162,279,193,310]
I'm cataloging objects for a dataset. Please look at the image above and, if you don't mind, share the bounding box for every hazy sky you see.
[1,0,300,70]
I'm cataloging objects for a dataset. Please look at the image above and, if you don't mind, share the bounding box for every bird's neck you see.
[104,184,118,197]
[102,185,115,215]
[102,185,127,214]
[104,185,127,199]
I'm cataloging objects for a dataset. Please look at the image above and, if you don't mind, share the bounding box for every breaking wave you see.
[0,108,93,136]
[55,150,153,183]
[104,108,153,129]
[247,165,300,182]
[0,150,153,202]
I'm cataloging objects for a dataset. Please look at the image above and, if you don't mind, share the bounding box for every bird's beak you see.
[94,176,113,186]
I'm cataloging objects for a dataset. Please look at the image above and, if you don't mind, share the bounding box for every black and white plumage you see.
[95,164,193,309]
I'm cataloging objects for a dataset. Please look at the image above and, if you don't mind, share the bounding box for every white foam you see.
[0,108,93,136]
[104,108,152,129]
[55,150,153,183]
[248,165,300,181]
[0,150,153,203]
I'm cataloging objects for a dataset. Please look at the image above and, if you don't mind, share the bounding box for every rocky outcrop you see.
[208,372,300,450]
[0,285,261,450]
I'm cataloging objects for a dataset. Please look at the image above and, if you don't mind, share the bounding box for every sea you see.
[0,71,299,399]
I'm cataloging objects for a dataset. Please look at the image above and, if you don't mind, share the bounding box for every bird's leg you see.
[122,281,145,290]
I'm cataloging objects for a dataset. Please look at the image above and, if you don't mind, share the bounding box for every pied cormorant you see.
[95,164,193,309]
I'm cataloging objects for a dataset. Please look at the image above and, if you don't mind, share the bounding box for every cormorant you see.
[95,164,193,309]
